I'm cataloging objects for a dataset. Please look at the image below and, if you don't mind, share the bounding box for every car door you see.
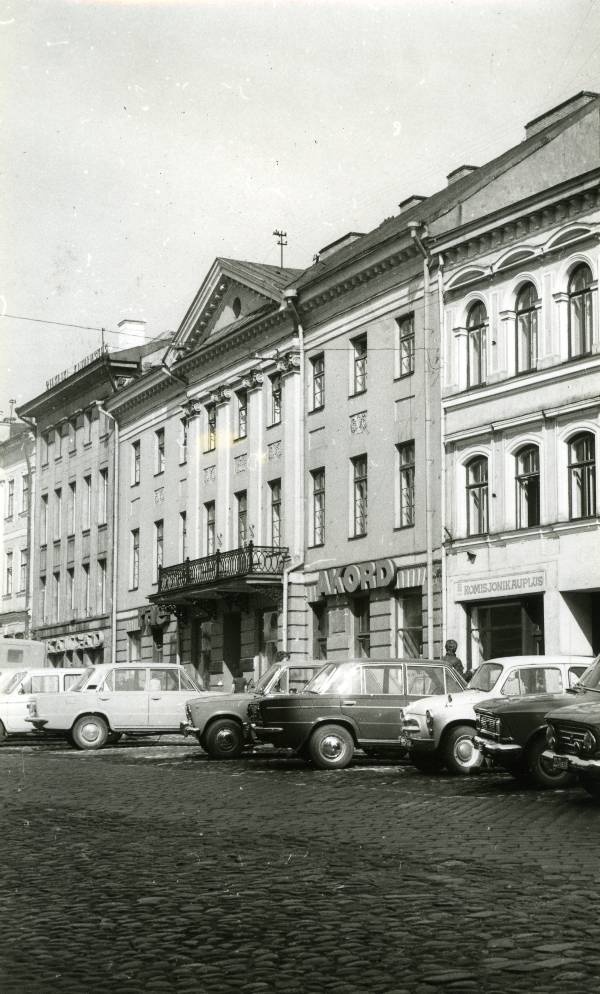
[97,667,149,729]
[341,665,406,743]
[147,668,191,730]
[1,670,32,732]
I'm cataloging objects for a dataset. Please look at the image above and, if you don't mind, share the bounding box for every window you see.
[312,603,328,659]
[568,263,594,359]
[270,374,282,425]
[84,409,93,445]
[54,488,62,540]
[130,529,140,589]
[99,468,108,525]
[351,454,368,537]
[311,468,325,546]
[206,405,216,452]
[67,566,75,612]
[232,296,242,318]
[105,668,146,692]
[39,575,47,623]
[352,335,367,394]
[515,283,538,373]
[83,476,91,531]
[155,428,165,474]
[6,479,14,518]
[354,597,371,658]
[466,457,489,535]
[131,440,141,486]
[128,631,141,662]
[19,549,28,593]
[501,667,563,697]
[205,502,216,555]
[179,511,187,560]
[21,474,30,514]
[53,570,60,620]
[5,552,13,596]
[97,558,107,614]
[466,301,488,387]
[396,590,422,658]
[180,418,188,464]
[150,668,182,692]
[154,520,164,583]
[568,432,596,520]
[55,424,63,459]
[397,313,415,376]
[68,417,77,452]
[236,390,248,439]
[68,481,76,535]
[398,441,415,528]
[311,353,325,409]
[270,479,282,545]
[236,491,247,545]
[82,564,90,615]
[40,494,48,544]
[516,446,540,528]
[40,431,49,465]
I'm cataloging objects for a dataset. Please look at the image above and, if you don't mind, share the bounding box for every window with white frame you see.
[40,494,48,544]
[155,428,165,474]
[97,558,107,614]
[39,575,47,623]
[396,589,422,658]
[81,564,89,616]
[130,529,140,590]
[131,440,141,485]
[269,479,282,545]
[5,552,13,596]
[84,409,93,445]
[311,353,325,410]
[179,511,187,560]
[311,468,325,546]
[205,502,216,555]
[55,424,63,459]
[54,488,62,540]
[351,335,367,394]
[270,374,282,426]
[515,446,540,528]
[99,467,108,525]
[397,313,415,377]
[351,454,368,537]
[568,432,596,520]
[466,301,487,388]
[236,390,248,439]
[398,441,415,528]
[466,456,489,536]
[206,405,216,452]
[154,519,164,583]
[6,479,14,518]
[53,570,61,620]
[568,264,594,358]
[312,602,328,659]
[68,481,76,535]
[128,631,141,662]
[21,473,29,514]
[179,418,188,464]
[68,417,77,452]
[236,491,247,545]
[515,283,538,374]
[19,549,28,593]
[83,475,91,531]
[353,596,371,658]
[67,566,75,613]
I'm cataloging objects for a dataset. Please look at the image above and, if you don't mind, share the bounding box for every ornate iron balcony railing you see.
[158,542,289,594]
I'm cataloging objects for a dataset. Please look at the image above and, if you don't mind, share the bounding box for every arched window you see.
[515,283,538,373]
[466,457,488,536]
[568,433,596,520]
[515,445,540,528]
[568,264,593,358]
[466,302,487,387]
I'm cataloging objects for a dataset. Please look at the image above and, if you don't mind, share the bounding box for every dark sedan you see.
[248,658,466,770]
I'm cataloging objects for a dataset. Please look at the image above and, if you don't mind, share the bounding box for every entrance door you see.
[223,612,242,679]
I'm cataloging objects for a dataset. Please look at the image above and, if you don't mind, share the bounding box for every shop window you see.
[466,301,487,388]
[353,596,371,658]
[311,353,325,410]
[568,263,593,358]
[396,589,422,658]
[205,405,216,452]
[515,283,538,374]
[466,456,488,536]
[398,441,415,528]
[270,374,282,426]
[351,454,368,537]
[236,490,247,546]
[311,468,325,546]
[351,335,367,394]
[236,390,248,440]
[396,313,415,377]
[568,432,596,520]
[515,446,540,528]
[269,479,282,546]
[312,602,328,659]
[205,502,216,555]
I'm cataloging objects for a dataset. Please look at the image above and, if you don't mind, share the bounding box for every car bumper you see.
[180,721,199,737]
[25,718,48,730]
[473,736,522,760]
[543,750,600,777]
[404,737,436,755]
[251,724,285,738]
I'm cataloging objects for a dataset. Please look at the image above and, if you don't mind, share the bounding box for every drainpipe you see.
[94,401,119,665]
[409,224,435,658]
[18,413,36,637]
[437,254,447,650]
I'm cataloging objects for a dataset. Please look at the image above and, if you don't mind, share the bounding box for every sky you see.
[2,0,600,417]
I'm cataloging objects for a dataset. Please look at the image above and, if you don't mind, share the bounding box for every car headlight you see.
[546,723,556,749]
[582,730,597,756]
[425,710,434,736]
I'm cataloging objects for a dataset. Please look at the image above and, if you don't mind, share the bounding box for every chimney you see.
[115,319,148,352]
[398,195,426,213]
[524,91,599,140]
[447,165,478,186]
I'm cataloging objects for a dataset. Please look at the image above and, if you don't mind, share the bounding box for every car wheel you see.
[308,724,354,770]
[411,753,444,774]
[106,732,123,746]
[580,776,600,798]
[442,725,483,775]
[0,720,6,744]
[525,737,574,789]
[204,719,244,759]
[71,715,109,751]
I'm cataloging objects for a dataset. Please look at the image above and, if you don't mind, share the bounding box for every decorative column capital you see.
[181,398,204,420]
[209,385,231,406]
[241,368,264,391]
[276,351,301,375]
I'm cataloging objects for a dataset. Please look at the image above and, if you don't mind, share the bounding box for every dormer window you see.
[232,297,242,319]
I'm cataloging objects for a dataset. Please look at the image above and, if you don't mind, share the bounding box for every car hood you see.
[188,692,254,707]
[475,692,573,716]
[405,689,485,716]
[546,701,600,723]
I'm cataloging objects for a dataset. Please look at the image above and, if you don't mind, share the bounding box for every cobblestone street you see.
[1,739,599,994]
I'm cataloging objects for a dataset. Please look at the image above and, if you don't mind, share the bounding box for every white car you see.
[0,667,85,741]
[27,663,212,750]
[399,655,591,775]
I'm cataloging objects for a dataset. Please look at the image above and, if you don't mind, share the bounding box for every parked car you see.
[26,663,207,750]
[249,659,466,770]
[0,667,85,742]
[399,655,591,776]
[182,658,324,759]
[544,676,600,797]
[473,657,593,787]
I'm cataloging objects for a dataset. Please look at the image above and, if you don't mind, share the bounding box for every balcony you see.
[152,542,289,604]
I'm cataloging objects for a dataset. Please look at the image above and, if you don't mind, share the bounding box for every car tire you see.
[0,720,6,744]
[580,776,600,798]
[411,753,444,774]
[308,724,354,770]
[71,714,109,751]
[442,725,483,775]
[525,736,574,789]
[203,719,244,760]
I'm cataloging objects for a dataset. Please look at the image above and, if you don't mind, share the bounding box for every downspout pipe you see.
[94,401,119,665]
[437,254,447,650]
[409,223,435,658]
[18,413,36,637]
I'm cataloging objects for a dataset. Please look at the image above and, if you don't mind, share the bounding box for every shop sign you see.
[47,631,104,653]
[455,571,546,601]
[317,558,396,597]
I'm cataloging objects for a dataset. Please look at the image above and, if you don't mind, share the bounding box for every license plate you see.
[553,755,569,770]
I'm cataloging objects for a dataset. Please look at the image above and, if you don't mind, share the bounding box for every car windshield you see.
[67,667,96,693]
[253,663,282,695]
[468,662,503,692]
[1,670,27,694]
[576,656,600,692]
[304,663,362,696]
